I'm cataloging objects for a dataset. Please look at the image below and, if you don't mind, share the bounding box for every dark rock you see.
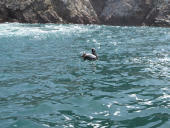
[152,0,170,27]
[0,0,170,27]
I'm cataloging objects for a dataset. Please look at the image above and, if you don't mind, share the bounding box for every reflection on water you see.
[0,23,170,128]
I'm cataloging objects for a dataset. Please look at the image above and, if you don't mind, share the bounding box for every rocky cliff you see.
[0,0,170,27]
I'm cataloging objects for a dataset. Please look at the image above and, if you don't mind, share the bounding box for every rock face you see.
[0,0,170,27]
[0,0,98,24]
[101,0,159,25]
[153,0,170,26]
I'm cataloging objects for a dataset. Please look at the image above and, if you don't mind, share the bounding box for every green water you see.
[0,23,169,128]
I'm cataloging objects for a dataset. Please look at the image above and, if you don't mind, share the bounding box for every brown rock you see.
[0,0,170,27]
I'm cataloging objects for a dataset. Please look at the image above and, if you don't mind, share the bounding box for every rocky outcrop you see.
[0,0,98,24]
[0,0,170,27]
[153,0,170,26]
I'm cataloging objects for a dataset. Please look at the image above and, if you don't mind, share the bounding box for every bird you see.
[82,48,98,61]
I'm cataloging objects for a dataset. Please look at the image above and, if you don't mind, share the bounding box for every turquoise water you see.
[0,23,169,128]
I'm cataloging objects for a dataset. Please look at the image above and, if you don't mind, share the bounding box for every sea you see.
[0,23,169,128]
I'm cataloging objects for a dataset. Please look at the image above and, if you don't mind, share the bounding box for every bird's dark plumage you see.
[82,48,98,61]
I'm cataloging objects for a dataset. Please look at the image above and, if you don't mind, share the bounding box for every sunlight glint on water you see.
[0,23,170,128]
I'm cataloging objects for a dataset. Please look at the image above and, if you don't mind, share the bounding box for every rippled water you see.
[0,23,170,128]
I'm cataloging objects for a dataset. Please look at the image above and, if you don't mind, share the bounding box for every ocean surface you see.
[0,23,169,128]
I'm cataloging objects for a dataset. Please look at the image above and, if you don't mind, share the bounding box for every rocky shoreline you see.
[0,0,170,27]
